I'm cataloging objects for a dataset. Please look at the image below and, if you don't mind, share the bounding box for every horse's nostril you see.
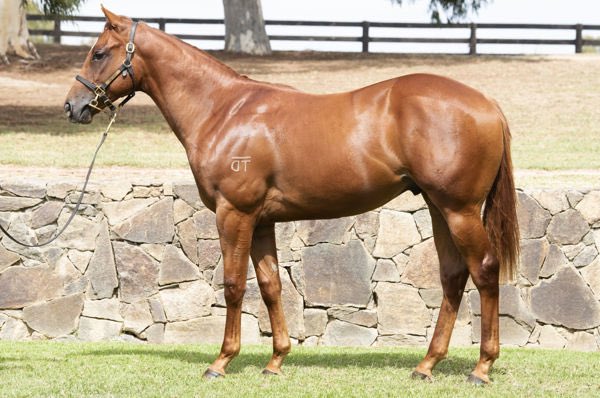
[64,102,72,118]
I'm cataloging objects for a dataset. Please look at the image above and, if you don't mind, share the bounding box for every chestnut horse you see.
[65,7,519,384]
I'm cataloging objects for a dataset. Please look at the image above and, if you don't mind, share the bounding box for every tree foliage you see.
[392,0,490,23]
[22,0,83,16]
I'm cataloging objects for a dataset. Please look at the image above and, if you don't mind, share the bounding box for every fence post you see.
[159,18,166,32]
[361,21,370,53]
[469,23,477,55]
[575,23,583,53]
[53,15,62,44]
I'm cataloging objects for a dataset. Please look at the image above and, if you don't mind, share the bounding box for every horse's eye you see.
[92,51,106,61]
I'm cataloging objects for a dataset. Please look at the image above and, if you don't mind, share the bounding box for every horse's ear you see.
[101,5,126,31]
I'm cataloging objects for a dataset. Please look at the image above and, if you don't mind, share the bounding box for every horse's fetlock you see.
[432,348,448,362]
[221,344,241,360]
[275,341,292,357]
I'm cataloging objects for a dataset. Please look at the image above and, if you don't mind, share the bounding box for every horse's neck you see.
[138,27,242,147]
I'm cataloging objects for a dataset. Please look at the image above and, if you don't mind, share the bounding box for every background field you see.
[1,44,599,187]
[0,342,599,397]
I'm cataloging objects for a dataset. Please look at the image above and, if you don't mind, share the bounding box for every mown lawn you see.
[0,342,598,397]
[0,105,188,169]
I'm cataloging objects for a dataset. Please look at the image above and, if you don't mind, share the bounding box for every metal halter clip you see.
[125,42,135,54]
[88,98,102,112]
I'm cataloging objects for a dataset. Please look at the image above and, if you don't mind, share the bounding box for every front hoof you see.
[203,368,225,380]
[466,373,489,385]
[411,370,433,382]
[262,368,281,376]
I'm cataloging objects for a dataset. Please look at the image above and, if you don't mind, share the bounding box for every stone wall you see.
[0,179,599,351]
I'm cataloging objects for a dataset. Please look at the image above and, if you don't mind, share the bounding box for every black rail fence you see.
[28,14,600,54]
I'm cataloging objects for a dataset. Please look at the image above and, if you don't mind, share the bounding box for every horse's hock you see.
[0,177,599,351]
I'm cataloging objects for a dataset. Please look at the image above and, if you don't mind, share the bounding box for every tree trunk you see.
[222,0,271,55]
[0,0,39,64]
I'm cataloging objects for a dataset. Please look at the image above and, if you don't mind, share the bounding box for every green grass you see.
[0,106,188,168]
[0,129,187,168]
[0,342,598,397]
[513,129,600,170]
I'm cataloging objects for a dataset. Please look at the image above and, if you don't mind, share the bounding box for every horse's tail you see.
[483,107,520,283]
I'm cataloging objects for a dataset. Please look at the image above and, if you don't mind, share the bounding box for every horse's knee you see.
[223,277,246,305]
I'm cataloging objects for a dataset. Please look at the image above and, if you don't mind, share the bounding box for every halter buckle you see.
[125,42,135,54]
[94,86,106,96]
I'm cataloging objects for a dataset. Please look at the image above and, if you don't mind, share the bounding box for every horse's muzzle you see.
[64,100,93,124]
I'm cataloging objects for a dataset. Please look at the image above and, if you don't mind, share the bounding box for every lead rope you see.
[0,110,119,248]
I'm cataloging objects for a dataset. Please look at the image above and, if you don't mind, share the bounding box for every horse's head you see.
[65,6,141,124]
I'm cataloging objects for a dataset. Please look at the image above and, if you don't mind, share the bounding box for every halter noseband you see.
[76,21,139,114]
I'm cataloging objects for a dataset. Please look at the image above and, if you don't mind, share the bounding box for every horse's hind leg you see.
[443,208,500,384]
[251,224,291,375]
[413,199,469,381]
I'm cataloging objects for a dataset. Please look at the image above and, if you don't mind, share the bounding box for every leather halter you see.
[76,21,139,114]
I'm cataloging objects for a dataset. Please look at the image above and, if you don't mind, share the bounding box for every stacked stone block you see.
[0,179,598,351]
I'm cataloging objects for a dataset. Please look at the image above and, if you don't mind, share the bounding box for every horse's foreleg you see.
[413,202,469,381]
[445,210,500,385]
[251,224,291,375]
[204,205,255,379]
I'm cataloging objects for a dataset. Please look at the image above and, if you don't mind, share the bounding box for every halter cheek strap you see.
[76,21,139,114]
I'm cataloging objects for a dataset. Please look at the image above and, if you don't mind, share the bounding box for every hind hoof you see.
[262,368,281,376]
[411,370,433,382]
[203,368,224,380]
[466,373,489,385]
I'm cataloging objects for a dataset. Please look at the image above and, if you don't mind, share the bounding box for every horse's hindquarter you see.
[388,74,505,206]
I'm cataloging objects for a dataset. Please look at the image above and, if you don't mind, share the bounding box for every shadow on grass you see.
[0,105,169,135]
[71,346,476,377]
